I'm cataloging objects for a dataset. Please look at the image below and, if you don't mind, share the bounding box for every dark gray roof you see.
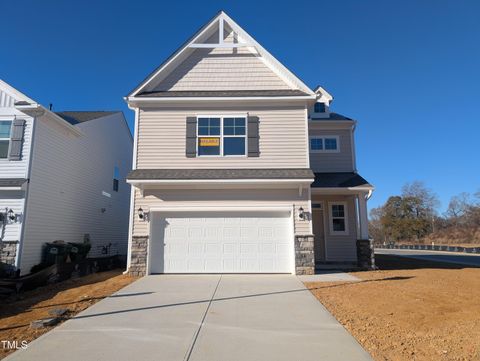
[14,101,31,106]
[312,172,372,188]
[55,111,120,125]
[136,90,310,98]
[128,168,314,180]
[0,178,28,187]
[311,112,353,121]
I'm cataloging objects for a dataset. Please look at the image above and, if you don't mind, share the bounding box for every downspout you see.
[124,106,139,274]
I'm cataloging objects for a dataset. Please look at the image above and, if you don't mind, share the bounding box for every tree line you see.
[369,181,480,245]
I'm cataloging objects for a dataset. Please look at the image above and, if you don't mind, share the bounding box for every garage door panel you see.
[150,211,293,274]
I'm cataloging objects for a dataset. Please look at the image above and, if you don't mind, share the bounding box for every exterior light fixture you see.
[138,207,144,220]
[298,207,305,220]
[7,209,16,222]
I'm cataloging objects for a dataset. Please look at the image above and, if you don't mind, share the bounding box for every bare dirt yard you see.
[0,270,136,359]
[305,255,480,361]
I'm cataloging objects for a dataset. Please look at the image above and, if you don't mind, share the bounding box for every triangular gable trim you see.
[128,11,314,98]
[0,78,37,105]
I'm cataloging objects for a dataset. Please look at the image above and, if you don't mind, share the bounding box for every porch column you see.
[358,192,369,240]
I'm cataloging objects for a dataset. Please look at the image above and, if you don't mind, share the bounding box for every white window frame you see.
[0,119,12,160]
[196,115,248,157]
[309,136,340,153]
[328,201,349,236]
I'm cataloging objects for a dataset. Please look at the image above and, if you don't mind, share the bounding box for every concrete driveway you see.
[6,275,372,361]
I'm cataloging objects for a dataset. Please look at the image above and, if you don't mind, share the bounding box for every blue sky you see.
[1,0,479,212]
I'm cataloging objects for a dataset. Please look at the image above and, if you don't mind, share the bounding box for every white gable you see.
[129,12,314,96]
[0,79,36,108]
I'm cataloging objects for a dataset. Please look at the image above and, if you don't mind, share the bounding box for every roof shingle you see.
[55,111,120,125]
[128,168,314,180]
[312,172,372,188]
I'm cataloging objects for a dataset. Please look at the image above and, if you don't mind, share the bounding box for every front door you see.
[312,204,326,262]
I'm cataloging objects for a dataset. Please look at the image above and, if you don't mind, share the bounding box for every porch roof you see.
[312,172,372,189]
[127,168,315,181]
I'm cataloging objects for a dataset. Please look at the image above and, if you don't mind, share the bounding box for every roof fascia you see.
[127,12,222,97]
[127,11,315,99]
[16,103,83,136]
[221,12,314,95]
[0,79,36,104]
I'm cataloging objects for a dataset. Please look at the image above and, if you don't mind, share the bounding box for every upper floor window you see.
[309,136,339,153]
[329,202,348,235]
[197,116,246,156]
[113,166,120,192]
[0,121,12,159]
[314,102,326,113]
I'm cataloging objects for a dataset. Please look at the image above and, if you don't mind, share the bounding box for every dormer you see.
[310,86,333,119]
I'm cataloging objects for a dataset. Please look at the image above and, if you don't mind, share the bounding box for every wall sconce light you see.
[298,207,305,220]
[7,209,16,222]
[138,207,145,220]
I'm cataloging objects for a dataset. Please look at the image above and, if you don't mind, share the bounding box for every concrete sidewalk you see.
[6,275,372,361]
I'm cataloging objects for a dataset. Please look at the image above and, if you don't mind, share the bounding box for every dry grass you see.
[0,270,137,359]
[305,255,480,361]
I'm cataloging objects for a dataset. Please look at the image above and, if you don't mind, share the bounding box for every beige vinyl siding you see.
[312,195,357,262]
[309,128,354,172]
[136,105,309,169]
[20,114,132,274]
[154,46,291,91]
[132,188,311,238]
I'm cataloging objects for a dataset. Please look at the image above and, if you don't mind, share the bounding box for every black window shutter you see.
[8,119,26,161]
[247,116,259,157]
[185,117,197,158]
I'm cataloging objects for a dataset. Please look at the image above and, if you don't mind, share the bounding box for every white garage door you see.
[149,211,293,274]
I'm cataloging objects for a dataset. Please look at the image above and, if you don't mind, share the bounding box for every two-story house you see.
[125,11,373,276]
[0,79,133,275]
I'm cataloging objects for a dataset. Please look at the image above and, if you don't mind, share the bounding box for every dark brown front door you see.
[312,207,326,261]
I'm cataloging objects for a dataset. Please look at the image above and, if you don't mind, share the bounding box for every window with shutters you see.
[197,115,247,157]
[0,121,12,159]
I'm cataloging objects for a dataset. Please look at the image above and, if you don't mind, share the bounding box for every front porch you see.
[310,172,375,270]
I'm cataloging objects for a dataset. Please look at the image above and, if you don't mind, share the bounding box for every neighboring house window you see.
[314,102,326,113]
[0,121,12,159]
[310,138,323,151]
[309,136,339,152]
[329,202,348,235]
[113,166,120,192]
[197,116,246,156]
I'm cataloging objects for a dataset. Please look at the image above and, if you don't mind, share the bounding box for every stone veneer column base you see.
[294,235,315,275]
[356,239,375,270]
[0,241,18,267]
[128,236,148,277]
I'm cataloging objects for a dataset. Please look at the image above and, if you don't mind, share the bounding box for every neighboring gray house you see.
[125,11,373,276]
[0,79,133,275]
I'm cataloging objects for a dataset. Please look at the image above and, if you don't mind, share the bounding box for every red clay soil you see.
[305,255,480,361]
[0,270,137,359]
